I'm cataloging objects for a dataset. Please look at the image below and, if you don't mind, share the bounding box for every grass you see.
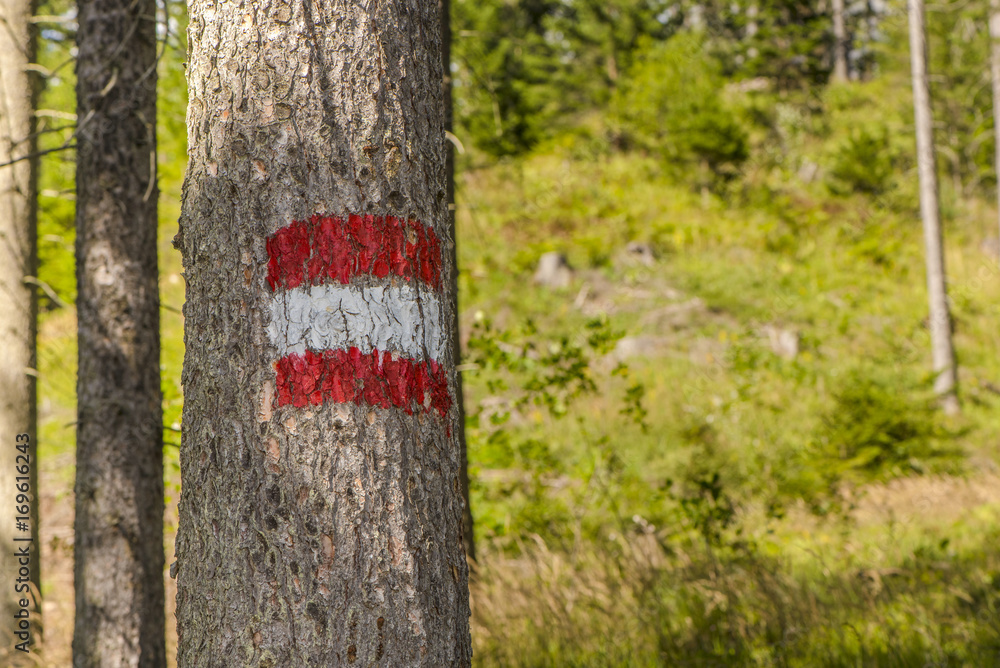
[452,131,1000,664]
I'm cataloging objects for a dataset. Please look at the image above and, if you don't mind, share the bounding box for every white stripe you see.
[267,283,446,360]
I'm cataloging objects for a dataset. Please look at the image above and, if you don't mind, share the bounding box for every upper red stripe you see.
[275,348,451,417]
[266,214,443,291]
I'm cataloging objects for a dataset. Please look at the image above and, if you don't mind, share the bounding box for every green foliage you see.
[615,33,748,185]
[925,1,995,196]
[465,313,636,422]
[546,0,676,103]
[445,134,1000,663]
[452,0,678,157]
[695,0,834,89]
[36,0,79,309]
[452,0,561,156]
[815,368,959,483]
[738,0,832,88]
[826,124,896,195]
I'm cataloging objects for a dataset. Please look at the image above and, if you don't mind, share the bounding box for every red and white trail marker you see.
[265,214,452,416]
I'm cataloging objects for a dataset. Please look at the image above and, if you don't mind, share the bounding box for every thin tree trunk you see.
[0,0,40,660]
[441,0,476,564]
[700,158,710,209]
[73,0,165,665]
[174,0,472,664]
[908,0,959,414]
[832,0,849,82]
[990,0,1000,241]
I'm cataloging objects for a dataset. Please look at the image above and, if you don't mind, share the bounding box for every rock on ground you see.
[533,252,574,289]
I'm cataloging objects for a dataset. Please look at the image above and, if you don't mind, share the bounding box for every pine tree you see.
[73,0,165,664]
[174,0,472,664]
[697,0,833,89]
[452,0,559,155]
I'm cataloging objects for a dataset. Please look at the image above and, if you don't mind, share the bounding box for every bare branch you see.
[22,276,69,309]
[30,14,78,24]
[0,143,76,169]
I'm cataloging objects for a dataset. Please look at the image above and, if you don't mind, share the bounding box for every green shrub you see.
[614,33,748,188]
[815,368,959,484]
[826,125,896,195]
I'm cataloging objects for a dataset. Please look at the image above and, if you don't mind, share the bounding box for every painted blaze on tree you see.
[174,0,472,665]
[266,214,452,415]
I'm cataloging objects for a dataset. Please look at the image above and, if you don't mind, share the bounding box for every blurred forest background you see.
[27,0,1000,664]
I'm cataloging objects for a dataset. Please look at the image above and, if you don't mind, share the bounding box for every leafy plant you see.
[614,33,748,188]
[466,314,626,416]
[827,125,896,195]
[815,368,960,483]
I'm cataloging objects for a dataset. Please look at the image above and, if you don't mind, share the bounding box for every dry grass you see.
[469,481,1000,667]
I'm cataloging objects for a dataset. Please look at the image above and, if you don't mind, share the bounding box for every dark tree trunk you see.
[440,0,476,563]
[174,0,472,665]
[0,0,41,661]
[73,0,165,666]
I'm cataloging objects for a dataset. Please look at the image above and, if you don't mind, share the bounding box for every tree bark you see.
[73,0,165,666]
[907,0,959,414]
[440,0,476,564]
[0,0,41,660]
[174,0,472,665]
[832,0,849,82]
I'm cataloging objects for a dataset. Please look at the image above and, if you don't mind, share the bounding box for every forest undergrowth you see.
[37,140,1000,668]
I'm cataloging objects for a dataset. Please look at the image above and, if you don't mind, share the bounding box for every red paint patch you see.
[275,348,451,417]
[267,214,443,291]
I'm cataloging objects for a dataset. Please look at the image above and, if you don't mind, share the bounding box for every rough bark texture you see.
[907,0,959,414]
[831,0,849,82]
[174,0,472,665]
[73,0,165,666]
[440,0,475,563]
[0,0,40,660]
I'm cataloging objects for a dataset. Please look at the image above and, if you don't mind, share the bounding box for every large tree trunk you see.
[73,0,165,666]
[441,0,476,564]
[174,0,473,665]
[907,0,959,414]
[0,0,41,660]
[832,0,849,82]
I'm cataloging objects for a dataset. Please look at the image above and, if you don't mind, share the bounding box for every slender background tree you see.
[73,0,165,665]
[991,0,1000,235]
[174,0,472,664]
[0,0,41,659]
[908,0,959,414]
[831,0,849,82]
[442,0,476,563]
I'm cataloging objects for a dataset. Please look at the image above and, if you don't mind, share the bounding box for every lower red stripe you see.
[275,348,451,417]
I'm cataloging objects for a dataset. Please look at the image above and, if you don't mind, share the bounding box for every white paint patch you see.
[266,283,445,360]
